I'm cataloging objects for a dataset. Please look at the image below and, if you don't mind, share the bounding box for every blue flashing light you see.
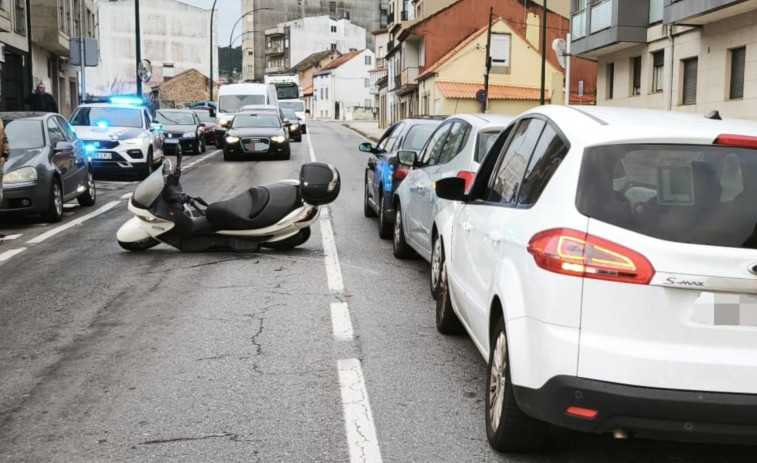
[84,144,96,153]
[383,164,394,192]
[109,96,145,106]
[96,120,109,129]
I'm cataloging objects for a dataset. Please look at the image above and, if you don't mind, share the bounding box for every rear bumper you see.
[513,375,757,444]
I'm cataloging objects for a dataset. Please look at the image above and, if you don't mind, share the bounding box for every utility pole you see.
[210,0,218,101]
[482,7,493,114]
[540,0,547,105]
[79,0,86,104]
[135,0,142,96]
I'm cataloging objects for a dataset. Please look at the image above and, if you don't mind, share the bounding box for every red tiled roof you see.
[319,50,363,72]
[436,81,547,101]
[303,85,313,96]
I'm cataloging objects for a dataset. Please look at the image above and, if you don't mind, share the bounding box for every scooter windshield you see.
[132,167,165,209]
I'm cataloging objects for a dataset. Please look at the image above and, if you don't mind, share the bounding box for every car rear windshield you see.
[402,124,438,151]
[218,95,265,113]
[70,107,142,128]
[194,111,214,122]
[577,143,757,249]
[279,101,305,112]
[232,114,281,129]
[5,120,44,149]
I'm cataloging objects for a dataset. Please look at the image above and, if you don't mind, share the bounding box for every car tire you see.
[281,147,291,160]
[140,150,153,179]
[118,237,160,252]
[430,232,444,299]
[77,168,97,207]
[223,147,234,161]
[200,137,206,153]
[42,179,64,223]
[486,316,549,453]
[436,254,464,335]
[393,203,414,259]
[295,135,302,143]
[262,227,311,249]
[364,179,377,218]
[301,125,307,134]
[378,193,392,239]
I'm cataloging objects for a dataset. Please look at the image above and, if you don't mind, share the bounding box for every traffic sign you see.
[476,89,487,103]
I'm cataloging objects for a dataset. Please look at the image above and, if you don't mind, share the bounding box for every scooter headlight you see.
[271,135,286,143]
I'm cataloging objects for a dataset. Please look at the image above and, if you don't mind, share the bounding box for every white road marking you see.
[0,234,22,240]
[331,302,354,341]
[120,192,133,200]
[308,130,383,463]
[26,201,121,245]
[0,247,26,262]
[338,359,383,463]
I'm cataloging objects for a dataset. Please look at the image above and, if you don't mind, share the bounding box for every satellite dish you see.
[552,38,567,69]
[137,59,152,82]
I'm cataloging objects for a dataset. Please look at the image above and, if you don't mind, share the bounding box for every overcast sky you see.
[176,0,242,46]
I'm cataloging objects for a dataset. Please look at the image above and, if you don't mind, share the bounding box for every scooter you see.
[116,145,340,252]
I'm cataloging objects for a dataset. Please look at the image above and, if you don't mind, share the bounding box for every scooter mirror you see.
[175,145,183,171]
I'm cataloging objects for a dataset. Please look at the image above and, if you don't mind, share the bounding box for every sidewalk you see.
[337,120,385,143]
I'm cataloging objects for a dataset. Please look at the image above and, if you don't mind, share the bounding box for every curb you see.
[337,122,380,143]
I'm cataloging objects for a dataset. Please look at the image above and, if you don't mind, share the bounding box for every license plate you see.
[92,152,112,159]
[244,143,268,152]
[164,138,179,145]
[693,292,757,326]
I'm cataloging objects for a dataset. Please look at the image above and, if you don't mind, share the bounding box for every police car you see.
[69,97,164,179]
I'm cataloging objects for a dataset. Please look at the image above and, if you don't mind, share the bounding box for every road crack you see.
[140,432,240,445]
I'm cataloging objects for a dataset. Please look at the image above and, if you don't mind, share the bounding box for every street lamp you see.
[227,8,273,84]
[209,0,218,101]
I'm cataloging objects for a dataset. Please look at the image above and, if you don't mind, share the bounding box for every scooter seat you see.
[206,183,302,230]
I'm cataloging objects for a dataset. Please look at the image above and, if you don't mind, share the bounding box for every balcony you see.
[266,43,285,56]
[401,66,418,86]
[401,10,409,21]
[265,65,287,74]
[664,0,757,25]
[30,0,70,55]
[570,0,649,60]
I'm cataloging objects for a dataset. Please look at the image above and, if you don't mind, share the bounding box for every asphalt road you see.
[0,122,754,462]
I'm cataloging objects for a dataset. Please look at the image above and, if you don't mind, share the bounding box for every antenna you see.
[552,38,567,69]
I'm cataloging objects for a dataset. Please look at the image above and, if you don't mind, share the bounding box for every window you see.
[606,62,614,99]
[652,50,664,93]
[330,25,337,33]
[488,118,546,205]
[729,46,746,100]
[631,56,641,96]
[330,43,337,50]
[365,78,370,88]
[329,1,336,14]
[383,122,405,152]
[516,123,569,207]
[365,55,372,66]
[437,122,471,165]
[47,118,66,145]
[419,123,452,166]
[325,87,328,99]
[682,57,698,105]
[14,0,25,34]
[364,99,372,108]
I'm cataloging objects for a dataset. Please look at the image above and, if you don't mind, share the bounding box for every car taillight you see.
[456,171,475,193]
[527,228,654,285]
[714,134,757,149]
[393,164,410,180]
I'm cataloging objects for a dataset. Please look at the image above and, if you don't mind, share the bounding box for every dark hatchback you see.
[361,116,445,238]
[193,107,219,146]
[154,109,206,155]
[223,112,291,161]
[281,107,303,142]
[0,112,96,222]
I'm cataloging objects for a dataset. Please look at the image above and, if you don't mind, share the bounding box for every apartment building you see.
[312,49,375,120]
[571,0,757,120]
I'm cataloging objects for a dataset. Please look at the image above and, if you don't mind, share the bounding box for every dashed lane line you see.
[26,201,121,245]
[0,247,27,262]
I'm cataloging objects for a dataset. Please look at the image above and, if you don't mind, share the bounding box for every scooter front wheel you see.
[261,227,311,250]
[118,237,160,251]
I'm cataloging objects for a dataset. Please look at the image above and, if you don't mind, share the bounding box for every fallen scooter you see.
[116,144,340,252]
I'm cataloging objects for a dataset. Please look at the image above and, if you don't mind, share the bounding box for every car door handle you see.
[487,231,503,243]
[462,222,472,232]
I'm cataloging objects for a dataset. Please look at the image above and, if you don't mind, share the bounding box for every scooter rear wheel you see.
[262,227,311,249]
[118,238,160,251]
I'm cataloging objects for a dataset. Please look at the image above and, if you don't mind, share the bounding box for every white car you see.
[70,102,164,179]
[392,114,513,297]
[432,105,757,451]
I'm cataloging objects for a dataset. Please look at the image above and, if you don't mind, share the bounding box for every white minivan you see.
[215,84,278,143]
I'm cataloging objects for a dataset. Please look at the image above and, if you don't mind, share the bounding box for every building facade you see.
[241,0,388,82]
[571,0,757,120]
[264,15,366,75]
[90,0,218,99]
[312,49,375,120]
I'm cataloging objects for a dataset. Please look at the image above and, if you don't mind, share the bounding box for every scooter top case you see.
[300,162,340,206]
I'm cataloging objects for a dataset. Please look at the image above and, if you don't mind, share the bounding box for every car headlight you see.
[226,136,240,144]
[123,137,143,145]
[288,124,300,132]
[4,166,37,184]
[219,120,230,127]
[182,132,196,138]
[271,135,286,143]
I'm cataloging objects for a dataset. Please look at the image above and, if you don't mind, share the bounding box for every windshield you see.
[282,108,297,120]
[5,120,45,150]
[232,114,281,129]
[218,95,265,113]
[70,107,143,128]
[155,111,196,125]
[279,101,305,112]
[132,166,165,208]
[275,85,299,100]
[194,111,214,122]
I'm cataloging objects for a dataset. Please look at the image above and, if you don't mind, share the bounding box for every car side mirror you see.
[397,150,417,167]
[358,142,375,153]
[54,141,73,152]
[435,177,467,201]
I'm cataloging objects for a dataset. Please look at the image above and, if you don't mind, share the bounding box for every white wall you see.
[89,0,218,97]
[313,49,375,120]
[286,16,366,68]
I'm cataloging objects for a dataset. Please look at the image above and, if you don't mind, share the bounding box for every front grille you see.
[83,139,119,149]
[241,137,270,153]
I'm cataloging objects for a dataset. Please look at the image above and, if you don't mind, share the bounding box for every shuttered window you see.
[682,57,698,105]
[652,51,664,93]
[607,62,614,99]
[631,56,641,95]
[730,47,746,100]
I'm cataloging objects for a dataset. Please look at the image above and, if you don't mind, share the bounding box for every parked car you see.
[223,112,290,161]
[69,101,164,179]
[392,114,513,273]
[281,107,303,142]
[153,109,206,155]
[360,116,445,238]
[193,107,219,146]
[0,112,96,222]
[431,105,757,452]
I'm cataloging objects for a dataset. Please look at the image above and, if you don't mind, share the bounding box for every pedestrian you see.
[26,83,59,113]
[0,118,10,206]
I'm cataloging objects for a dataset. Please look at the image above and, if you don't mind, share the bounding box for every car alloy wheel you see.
[430,234,443,299]
[364,180,376,218]
[488,329,508,433]
[393,204,414,259]
[378,194,392,239]
[43,180,64,222]
[436,260,463,334]
[77,169,97,206]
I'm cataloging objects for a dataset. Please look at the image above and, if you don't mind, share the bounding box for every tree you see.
[218,45,243,79]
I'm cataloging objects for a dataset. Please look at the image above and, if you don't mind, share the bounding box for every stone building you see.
[151,68,219,109]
